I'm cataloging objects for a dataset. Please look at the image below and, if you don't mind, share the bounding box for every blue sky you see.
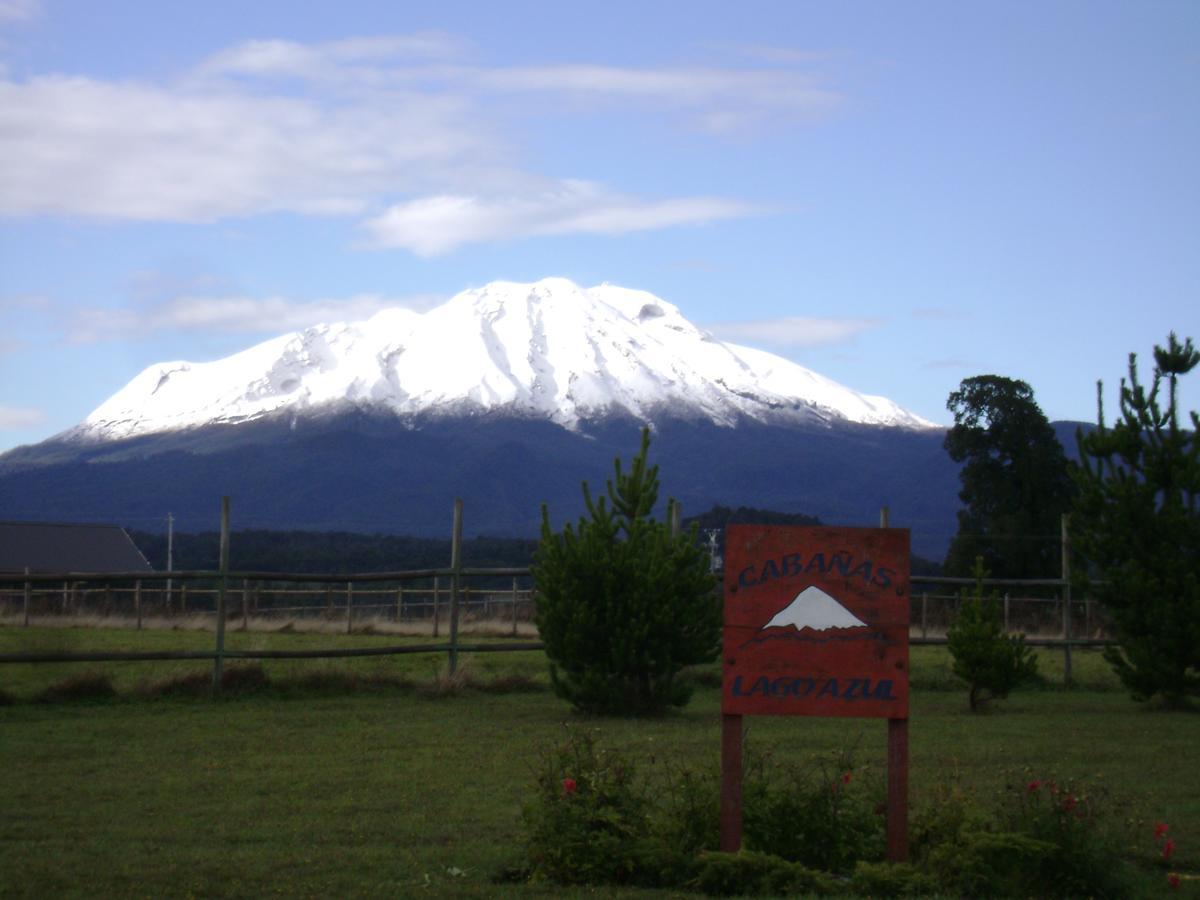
[1,0,1197,453]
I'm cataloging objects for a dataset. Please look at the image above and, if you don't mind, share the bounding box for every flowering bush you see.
[518,735,1172,897]
[521,729,650,885]
[742,748,885,873]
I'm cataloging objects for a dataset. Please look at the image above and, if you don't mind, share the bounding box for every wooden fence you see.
[0,502,1108,688]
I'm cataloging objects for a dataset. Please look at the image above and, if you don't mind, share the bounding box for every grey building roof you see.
[0,521,153,574]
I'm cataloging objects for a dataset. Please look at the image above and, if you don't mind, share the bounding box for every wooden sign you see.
[719,522,911,862]
[722,524,910,718]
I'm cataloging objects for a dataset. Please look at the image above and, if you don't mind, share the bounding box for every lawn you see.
[1,626,1196,898]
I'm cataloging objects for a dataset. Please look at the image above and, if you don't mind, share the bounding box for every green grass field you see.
[1,625,1196,898]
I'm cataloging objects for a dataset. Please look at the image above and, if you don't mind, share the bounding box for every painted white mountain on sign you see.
[763,586,868,632]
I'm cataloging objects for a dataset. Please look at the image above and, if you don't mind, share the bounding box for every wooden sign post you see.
[720,524,910,861]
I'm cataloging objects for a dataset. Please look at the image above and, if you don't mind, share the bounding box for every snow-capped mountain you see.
[75,278,932,441]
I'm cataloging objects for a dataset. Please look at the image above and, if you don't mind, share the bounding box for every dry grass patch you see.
[32,671,117,703]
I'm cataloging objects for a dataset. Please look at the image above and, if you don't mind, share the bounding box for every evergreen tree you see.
[532,428,721,715]
[1072,332,1200,706]
[946,557,1039,712]
[943,376,1073,578]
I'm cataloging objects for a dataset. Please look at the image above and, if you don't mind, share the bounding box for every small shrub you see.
[690,850,837,897]
[522,729,650,885]
[848,860,939,897]
[34,671,117,703]
[920,773,1135,898]
[947,557,1039,711]
[927,830,1058,897]
[742,747,885,873]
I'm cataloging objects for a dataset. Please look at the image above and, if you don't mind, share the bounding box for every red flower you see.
[1168,873,1180,890]
[562,778,577,795]
[1156,822,1170,840]
[1061,795,1077,813]
[1027,780,1042,793]
[1163,839,1175,861]
[842,771,853,785]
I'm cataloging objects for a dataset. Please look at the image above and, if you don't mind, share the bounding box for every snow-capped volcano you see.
[75,278,933,441]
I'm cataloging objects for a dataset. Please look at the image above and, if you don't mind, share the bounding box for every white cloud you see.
[478,64,839,133]
[0,75,481,221]
[364,180,757,255]
[67,293,441,343]
[0,0,40,23]
[707,316,883,348]
[0,404,45,428]
[0,33,836,240]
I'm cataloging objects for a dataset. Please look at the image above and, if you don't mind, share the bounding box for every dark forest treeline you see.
[128,529,540,574]
[129,505,940,575]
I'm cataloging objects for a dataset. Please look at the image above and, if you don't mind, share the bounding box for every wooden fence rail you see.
[0,503,1108,686]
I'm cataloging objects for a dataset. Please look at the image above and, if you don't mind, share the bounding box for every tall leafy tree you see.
[532,428,720,715]
[1072,332,1200,706]
[943,376,1073,578]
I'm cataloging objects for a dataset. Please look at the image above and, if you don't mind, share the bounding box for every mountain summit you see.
[75,278,932,441]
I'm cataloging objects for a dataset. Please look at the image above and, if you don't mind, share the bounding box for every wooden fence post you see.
[345,581,353,635]
[511,576,519,636]
[1062,513,1073,685]
[242,579,250,631]
[449,498,463,675]
[213,496,231,693]
[1003,593,1010,634]
[23,567,30,627]
[396,586,403,622]
[920,592,928,640]
[432,577,440,637]
[135,579,142,631]
[180,584,188,614]
[670,499,682,538]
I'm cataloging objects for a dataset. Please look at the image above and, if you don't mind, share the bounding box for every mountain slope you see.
[71,278,933,442]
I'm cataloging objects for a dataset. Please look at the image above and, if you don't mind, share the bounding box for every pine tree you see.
[532,427,721,715]
[946,557,1038,712]
[1072,332,1200,706]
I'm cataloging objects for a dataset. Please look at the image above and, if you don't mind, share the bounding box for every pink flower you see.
[1155,822,1170,840]
[562,778,577,795]
[1168,873,1180,890]
[1027,780,1042,793]
[1162,839,1175,861]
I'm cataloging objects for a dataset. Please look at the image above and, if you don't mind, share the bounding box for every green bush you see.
[743,748,885,873]
[947,557,1039,711]
[532,427,720,715]
[520,733,1138,897]
[521,730,650,885]
[920,773,1134,898]
[848,860,939,897]
[690,850,837,897]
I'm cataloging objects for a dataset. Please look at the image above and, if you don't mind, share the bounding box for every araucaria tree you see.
[532,428,721,715]
[1072,332,1200,707]
[943,376,1074,578]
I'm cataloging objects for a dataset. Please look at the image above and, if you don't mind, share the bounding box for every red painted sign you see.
[722,524,910,718]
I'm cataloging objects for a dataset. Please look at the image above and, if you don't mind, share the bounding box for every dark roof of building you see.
[0,521,153,574]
